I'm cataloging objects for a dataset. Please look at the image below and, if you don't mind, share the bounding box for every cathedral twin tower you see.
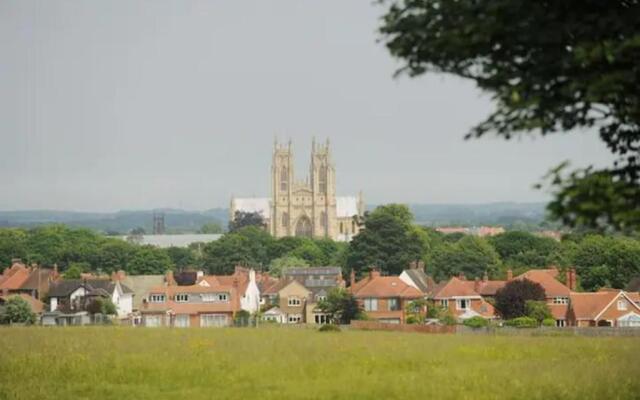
[231,138,364,242]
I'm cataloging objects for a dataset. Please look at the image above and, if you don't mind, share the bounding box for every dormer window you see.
[149,294,165,303]
[175,294,188,303]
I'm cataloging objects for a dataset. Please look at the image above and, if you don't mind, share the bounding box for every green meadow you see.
[1,327,638,400]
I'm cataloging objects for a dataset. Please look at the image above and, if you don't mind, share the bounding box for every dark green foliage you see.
[85,298,117,316]
[128,246,173,275]
[570,235,640,290]
[318,324,341,332]
[495,279,546,320]
[504,317,538,329]
[166,246,197,270]
[463,316,489,329]
[346,205,427,276]
[228,211,266,232]
[379,0,640,232]
[317,288,363,324]
[1,297,36,325]
[525,300,552,324]
[489,231,560,268]
[429,235,501,281]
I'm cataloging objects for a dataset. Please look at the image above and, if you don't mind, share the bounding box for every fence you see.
[350,320,455,334]
[456,325,640,337]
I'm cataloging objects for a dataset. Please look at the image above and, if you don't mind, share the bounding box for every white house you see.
[47,279,133,318]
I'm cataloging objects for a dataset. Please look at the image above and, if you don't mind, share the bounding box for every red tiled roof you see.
[352,276,422,299]
[0,263,31,290]
[473,280,507,296]
[515,269,570,298]
[432,277,481,299]
[548,303,569,320]
[569,291,639,320]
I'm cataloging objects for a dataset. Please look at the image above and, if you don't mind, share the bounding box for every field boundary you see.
[350,320,455,334]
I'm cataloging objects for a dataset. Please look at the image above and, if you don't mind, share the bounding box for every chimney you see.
[458,272,466,280]
[350,269,356,287]
[165,270,176,286]
[369,267,381,280]
[11,258,22,266]
[565,269,571,289]
[53,264,59,279]
[197,270,204,279]
[417,261,425,271]
[409,261,417,270]
[117,270,126,281]
[111,271,117,281]
[506,269,513,281]
[483,271,489,282]
[474,277,481,292]
[569,268,577,291]
[233,277,239,288]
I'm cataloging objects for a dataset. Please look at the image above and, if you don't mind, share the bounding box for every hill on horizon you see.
[0,202,549,234]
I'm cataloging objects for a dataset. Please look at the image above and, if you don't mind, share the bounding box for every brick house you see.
[513,268,575,327]
[351,269,423,324]
[142,279,240,328]
[430,276,498,320]
[567,290,640,327]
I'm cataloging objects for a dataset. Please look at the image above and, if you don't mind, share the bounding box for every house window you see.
[388,298,400,311]
[288,314,302,323]
[556,319,566,327]
[288,297,301,306]
[364,298,378,312]
[316,295,327,302]
[457,299,469,310]
[314,314,329,324]
[174,314,190,328]
[200,314,228,328]
[618,300,627,311]
[175,294,188,303]
[553,297,569,305]
[218,293,228,302]
[439,299,449,308]
[149,294,165,303]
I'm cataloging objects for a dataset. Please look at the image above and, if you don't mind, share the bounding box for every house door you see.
[295,216,313,238]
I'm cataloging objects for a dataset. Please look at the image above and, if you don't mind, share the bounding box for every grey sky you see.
[1,0,613,212]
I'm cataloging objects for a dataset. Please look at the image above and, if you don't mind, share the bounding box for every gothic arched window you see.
[319,166,327,193]
[280,167,288,192]
[320,211,327,232]
[282,212,289,227]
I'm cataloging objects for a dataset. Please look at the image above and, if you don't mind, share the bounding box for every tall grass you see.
[1,327,639,399]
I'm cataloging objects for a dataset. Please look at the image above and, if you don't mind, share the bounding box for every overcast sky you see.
[0,1,614,212]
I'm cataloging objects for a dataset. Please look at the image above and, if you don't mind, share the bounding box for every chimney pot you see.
[483,271,489,282]
[506,269,513,281]
[369,267,381,279]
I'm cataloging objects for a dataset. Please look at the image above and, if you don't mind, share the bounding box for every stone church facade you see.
[230,139,364,241]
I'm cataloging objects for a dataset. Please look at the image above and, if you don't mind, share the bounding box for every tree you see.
[525,300,552,324]
[166,246,197,270]
[489,231,560,268]
[269,256,309,277]
[0,228,27,266]
[317,288,363,324]
[86,297,117,316]
[128,246,174,275]
[346,204,427,275]
[200,222,223,234]
[494,279,546,320]
[228,211,266,232]
[429,235,501,281]
[62,263,86,279]
[1,296,36,325]
[202,234,255,275]
[379,1,640,232]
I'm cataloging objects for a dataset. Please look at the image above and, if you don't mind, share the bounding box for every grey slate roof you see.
[48,279,132,298]
[402,269,436,294]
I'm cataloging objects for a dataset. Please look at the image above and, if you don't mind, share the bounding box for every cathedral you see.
[230,139,364,241]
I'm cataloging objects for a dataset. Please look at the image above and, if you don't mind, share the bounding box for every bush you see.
[463,316,489,329]
[318,324,341,332]
[525,300,552,323]
[542,318,556,327]
[504,317,538,328]
[440,312,457,326]
[406,315,420,325]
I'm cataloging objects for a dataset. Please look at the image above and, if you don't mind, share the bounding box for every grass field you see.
[1,327,639,400]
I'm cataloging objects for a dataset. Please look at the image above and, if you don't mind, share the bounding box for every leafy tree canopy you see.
[229,211,267,233]
[429,235,501,281]
[379,0,640,232]
[317,288,363,324]
[269,255,309,277]
[495,279,546,319]
[1,296,36,325]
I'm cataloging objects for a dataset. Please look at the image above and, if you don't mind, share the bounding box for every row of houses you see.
[2,258,640,328]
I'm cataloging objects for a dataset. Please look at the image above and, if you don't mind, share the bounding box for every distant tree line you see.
[1,205,639,290]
